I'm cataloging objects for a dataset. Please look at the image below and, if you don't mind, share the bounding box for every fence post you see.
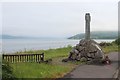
[40,53,44,61]
[2,54,4,61]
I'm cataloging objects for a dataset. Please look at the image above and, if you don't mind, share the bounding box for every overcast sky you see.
[0,0,119,38]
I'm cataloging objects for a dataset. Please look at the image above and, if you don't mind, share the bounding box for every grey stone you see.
[85,13,91,40]
[63,13,105,63]
[80,57,87,62]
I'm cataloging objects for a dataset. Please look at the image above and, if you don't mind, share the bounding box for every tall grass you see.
[11,62,73,78]
[102,43,119,54]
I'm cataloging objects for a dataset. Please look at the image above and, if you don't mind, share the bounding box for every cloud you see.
[2,2,118,38]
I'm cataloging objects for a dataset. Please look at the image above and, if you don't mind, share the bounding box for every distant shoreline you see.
[68,31,118,39]
[1,39,115,54]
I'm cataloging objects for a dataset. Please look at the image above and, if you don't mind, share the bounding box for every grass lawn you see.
[102,44,119,54]
[11,58,80,78]
[11,62,73,78]
[10,46,80,78]
[9,43,119,78]
[17,46,72,60]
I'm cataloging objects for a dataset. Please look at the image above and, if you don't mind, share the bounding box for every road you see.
[64,52,119,78]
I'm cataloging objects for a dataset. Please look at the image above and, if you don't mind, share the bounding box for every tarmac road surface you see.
[64,52,119,78]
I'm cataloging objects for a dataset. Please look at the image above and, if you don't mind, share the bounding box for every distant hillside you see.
[0,35,57,39]
[68,31,118,39]
[0,35,39,39]
[0,35,26,39]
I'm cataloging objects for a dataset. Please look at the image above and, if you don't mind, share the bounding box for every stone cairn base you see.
[62,39,105,63]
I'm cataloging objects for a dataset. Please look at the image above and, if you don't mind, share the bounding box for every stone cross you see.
[85,13,91,40]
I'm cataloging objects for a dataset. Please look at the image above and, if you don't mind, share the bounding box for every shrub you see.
[99,42,112,47]
[2,60,16,80]
[114,38,120,45]
[67,45,72,48]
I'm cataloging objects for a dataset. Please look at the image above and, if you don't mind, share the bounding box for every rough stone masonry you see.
[62,13,105,62]
[85,13,91,40]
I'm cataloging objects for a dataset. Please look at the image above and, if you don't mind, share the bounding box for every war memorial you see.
[62,13,109,63]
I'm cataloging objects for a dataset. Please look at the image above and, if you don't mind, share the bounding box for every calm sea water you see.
[1,39,115,54]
